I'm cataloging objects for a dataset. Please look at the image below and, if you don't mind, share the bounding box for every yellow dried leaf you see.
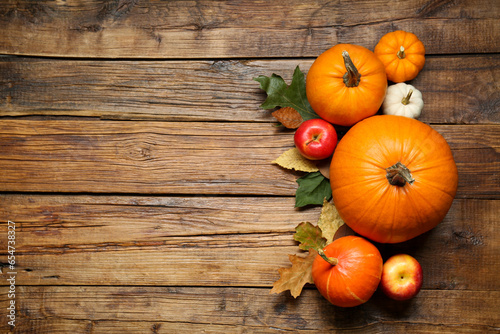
[317,198,345,245]
[273,148,319,173]
[270,249,317,298]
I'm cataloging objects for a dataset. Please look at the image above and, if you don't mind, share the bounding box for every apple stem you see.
[305,134,320,146]
[318,249,338,266]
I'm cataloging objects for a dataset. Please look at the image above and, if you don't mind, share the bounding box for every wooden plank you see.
[1,196,498,290]
[0,0,498,58]
[1,56,499,124]
[441,125,500,200]
[0,286,498,333]
[0,195,321,240]
[3,320,494,334]
[0,120,498,198]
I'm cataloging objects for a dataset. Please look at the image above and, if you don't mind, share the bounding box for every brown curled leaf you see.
[272,107,304,129]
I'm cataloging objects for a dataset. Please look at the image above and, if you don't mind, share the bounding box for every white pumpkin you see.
[382,83,424,119]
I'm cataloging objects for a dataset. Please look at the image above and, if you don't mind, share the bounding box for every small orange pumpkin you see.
[374,30,426,83]
[312,236,383,307]
[330,115,458,243]
[306,44,387,127]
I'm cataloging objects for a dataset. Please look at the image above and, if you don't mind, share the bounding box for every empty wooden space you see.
[0,0,499,333]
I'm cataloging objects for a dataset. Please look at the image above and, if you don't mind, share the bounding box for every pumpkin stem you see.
[318,249,338,266]
[342,51,361,87]
[386,162,415,186]
[397,46,406,59]
[401,89,413,105]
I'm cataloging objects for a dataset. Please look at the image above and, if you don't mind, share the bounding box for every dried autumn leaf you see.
[333,223,356,240]
[317,198,345,245]
[272,107,303,129]
[273,148,319,173]
[270,249,317,298]
[315,157,331,179]
[294,221,326,251]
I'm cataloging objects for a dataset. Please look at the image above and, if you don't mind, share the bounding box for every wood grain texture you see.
[1,56,499,124]
[0,286,498,333]
[0,120,498,197]
[0,196,497,290]
[0,1,498,332]
[0,0,498,58]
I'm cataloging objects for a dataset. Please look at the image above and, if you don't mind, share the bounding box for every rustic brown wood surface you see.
[0,0,499,58]
[1,57,499,123]
[0,1,499,333]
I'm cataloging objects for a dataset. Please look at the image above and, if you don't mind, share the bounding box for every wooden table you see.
[0,1,499,333]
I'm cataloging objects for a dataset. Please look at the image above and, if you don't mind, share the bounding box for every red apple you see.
[380,254,423,301]
[294,119,337,160]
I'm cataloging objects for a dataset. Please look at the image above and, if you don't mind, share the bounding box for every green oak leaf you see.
[253,66,319,121]
[295,172,332,208]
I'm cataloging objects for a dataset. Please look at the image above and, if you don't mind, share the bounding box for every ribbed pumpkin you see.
[312,236,383,307]
[306,44,387,127]
[330,115,458,244]
[374,30,426,83]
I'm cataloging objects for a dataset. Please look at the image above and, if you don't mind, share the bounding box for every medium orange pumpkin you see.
[306,44,387,127]
[330,115,458,244]
[312,236,383,307]
[374,30,426,83]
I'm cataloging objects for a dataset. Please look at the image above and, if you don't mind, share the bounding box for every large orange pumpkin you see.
[312,236,383,307]
[330,115,458,244]
[306,44,387,127]
[374,30,426,83]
